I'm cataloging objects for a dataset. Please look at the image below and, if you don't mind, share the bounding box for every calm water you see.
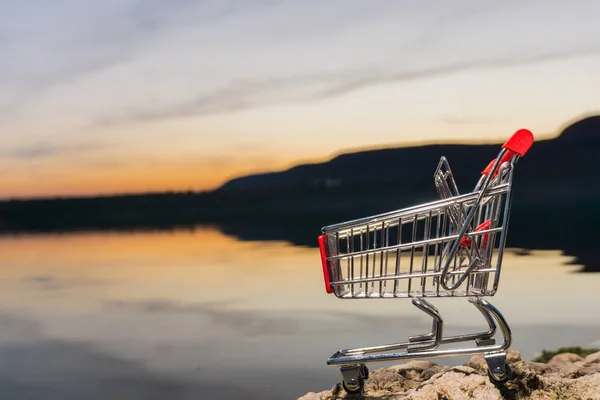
[0,227,599,399]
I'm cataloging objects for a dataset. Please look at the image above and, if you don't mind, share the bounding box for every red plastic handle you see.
[502,128,534,157]
[460,219,491,247]
[481,151,514,176]
[482,128,534,176]
[318,235,333,294]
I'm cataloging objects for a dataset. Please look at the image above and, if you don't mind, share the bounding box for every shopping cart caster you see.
[488,364,512,385]
[340,364,368,394]
[485,352,512,385]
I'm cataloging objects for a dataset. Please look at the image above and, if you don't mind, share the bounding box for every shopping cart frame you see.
[317,129,534,393]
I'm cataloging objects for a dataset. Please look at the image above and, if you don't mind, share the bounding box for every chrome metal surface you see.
[339,365,362,392]
[320,138,528,391]
[485,352,510,382]
[321,149,517,299]
[326,297,512,366]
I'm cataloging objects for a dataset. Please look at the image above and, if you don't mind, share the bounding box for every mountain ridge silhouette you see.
[218,115,600,194]
[212,114,600,272]
[0,115,597,271]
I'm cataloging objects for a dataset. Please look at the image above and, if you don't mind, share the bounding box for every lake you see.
[0,226,598,399]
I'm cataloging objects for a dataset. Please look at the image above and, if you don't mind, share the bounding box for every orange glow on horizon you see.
[0,125,564,200]
[0,155,294,199]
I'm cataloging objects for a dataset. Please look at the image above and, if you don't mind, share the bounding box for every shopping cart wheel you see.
[485,352,511,385]
[488,363,512,385]
[341,376,364,394]
[339,365,367,394]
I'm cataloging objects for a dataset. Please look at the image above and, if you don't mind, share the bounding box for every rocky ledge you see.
[298,350,600,399]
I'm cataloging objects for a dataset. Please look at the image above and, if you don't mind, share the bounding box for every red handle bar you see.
[482,128,534,176]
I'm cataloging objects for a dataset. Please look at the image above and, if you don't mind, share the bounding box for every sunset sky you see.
[2,0,600,198]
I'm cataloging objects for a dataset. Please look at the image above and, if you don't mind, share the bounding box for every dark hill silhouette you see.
[214,115,600,271]
[0,115,597,271]
[219,116,600,197]
[559,115,600,143]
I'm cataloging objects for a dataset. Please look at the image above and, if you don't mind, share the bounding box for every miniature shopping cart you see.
[317,129,534,393]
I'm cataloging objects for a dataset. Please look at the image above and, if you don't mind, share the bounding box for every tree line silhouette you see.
[0,116,598,271]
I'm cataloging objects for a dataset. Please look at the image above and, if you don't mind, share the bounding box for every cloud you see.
[0,142,107,160]
[92,45,600,128]
[313,46,600,100]
[23,275,105,291]
[92,70,368,126]
[0,0,283,108]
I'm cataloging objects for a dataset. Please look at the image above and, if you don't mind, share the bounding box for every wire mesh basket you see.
[317,129,535,393]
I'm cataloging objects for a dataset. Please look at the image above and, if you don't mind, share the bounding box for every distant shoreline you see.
[0,116,598,272]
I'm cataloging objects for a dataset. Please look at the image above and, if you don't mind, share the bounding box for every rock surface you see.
[298,350,600,399]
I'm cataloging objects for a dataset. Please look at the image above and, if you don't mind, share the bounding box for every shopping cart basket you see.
[317,129,534,393]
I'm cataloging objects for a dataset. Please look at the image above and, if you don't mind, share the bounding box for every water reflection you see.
[0,227,599,399]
